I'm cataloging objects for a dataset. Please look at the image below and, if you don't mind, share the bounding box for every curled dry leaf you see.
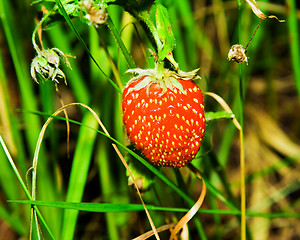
[245,0,285,22]
[169,165,206,240]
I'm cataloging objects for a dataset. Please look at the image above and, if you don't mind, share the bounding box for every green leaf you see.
[155,3,175,61]
[10,200,300,218]
[61,112,98,240]
[205,111,235,122]
[61,3,78,16]
[31,0,56,4]
[9,200,188,213]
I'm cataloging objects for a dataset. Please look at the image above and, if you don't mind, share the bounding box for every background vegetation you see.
[0,0,299,239]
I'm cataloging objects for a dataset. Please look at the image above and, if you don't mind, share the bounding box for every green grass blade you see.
[287,0,300,96]
[205,111,235,121]
[0,135,55,239]
[61,112,99,240]
[97,140,120,240]
[107,15,136,69]
[9,200,188,213]
[0,50,20,202]
[10,200,300,219]
[96,90,123,240]
[174,0,198,68]
[0,0,40,151]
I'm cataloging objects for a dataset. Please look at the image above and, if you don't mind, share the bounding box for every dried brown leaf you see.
[169,166,206,240]
[245,0,285,22]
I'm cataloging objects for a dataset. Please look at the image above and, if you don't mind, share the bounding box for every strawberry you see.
[122,68,206,168]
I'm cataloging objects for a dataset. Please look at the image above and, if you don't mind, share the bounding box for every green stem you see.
[32,7,56,54]
[287,0,300,97]
[239,69,244,128]
[138,10,162,51]
[237,1,246,240]
[106,15,136,69]
[237,0,244,128]
[155,60,165,80]
[32,0,74,54]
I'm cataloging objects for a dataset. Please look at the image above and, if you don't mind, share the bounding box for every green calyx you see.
[30,48,72,84]
[124,66,200,96]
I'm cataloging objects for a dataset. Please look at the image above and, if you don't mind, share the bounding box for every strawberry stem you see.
[237,1,246,240]
[32,7,55,55]
[138,10,163,52]
[156,60,165,80]
[137,5,179,70]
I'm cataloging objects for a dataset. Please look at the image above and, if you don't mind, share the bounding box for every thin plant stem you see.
[138,10,163,50]
[55,84,70,158]
[32,8,56,54]
[239,126,246,240]
[36,20,71,157]
[237,0,246,239]
[287,0,300,97]
[237,0,244,127]
[106,15,136,69]
[96,30,124,89]
[245,19,262,52]
[32,0,75,53]
[205,90,246,239]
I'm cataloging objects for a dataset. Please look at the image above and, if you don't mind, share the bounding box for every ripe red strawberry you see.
[122,68,206,168]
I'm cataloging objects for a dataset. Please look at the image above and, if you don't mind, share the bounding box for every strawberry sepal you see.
[124,67,200,97]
